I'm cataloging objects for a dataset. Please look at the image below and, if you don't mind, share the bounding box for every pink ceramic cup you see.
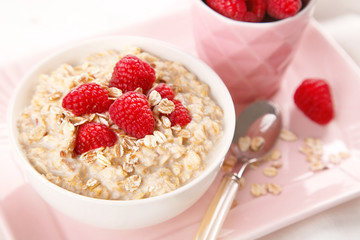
[191,0,316,112]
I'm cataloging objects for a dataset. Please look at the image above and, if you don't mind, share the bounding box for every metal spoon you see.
[194,101,282,240]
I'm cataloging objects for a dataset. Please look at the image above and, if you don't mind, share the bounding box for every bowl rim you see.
[194,0,317,27]
[7,35,236,206]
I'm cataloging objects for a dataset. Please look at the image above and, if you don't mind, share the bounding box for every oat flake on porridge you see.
[17,47,224,200]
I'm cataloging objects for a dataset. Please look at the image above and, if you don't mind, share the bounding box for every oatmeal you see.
[17,47,224,200]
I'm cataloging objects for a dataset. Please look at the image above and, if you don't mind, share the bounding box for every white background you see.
[1,0,360,239]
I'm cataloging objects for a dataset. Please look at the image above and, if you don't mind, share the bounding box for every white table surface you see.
[1,0,360,239]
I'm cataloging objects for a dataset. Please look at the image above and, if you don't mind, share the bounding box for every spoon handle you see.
[194,173,240,240]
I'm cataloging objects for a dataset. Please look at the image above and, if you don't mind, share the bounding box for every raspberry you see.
[62,83,112,116]
[267,0,302,20]
[109,91,155,138]
[243,0,267,22]
[293,78,334,125]
[206,0,246,21]
[109,55,156,94]
[206,0,266,22]
[167,99,192,127]
[151,83,175,100]
[75,122,117,155]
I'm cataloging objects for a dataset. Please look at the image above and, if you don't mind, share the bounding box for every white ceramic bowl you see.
[7,36,235,229]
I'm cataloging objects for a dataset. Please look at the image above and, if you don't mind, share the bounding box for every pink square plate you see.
[1,9,360,240]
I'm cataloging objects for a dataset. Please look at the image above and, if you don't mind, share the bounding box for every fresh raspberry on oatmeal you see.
[151,83,175,100]
[109,55,156,94]
[62,83,112,116]
[75,122,117,155]
[167,99,192,127]
[109,91,155,138]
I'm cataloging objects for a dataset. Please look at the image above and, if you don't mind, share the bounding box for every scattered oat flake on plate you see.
[271,161,283,169]
[305,137,323,150]
[329,153,341,165]
[310,161,327,172]
[263,167,278,177]
[298,137,324,159]
[239,177,245,189]
[266,183,282,195]
[270,149,281,160]
[251,183,267,197]
[306,154,320,163]
[329,151,350,165]
[280,129,298,141]
[339,151,351,159]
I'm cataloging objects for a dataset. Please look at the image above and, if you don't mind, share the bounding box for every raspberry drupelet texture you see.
[243,0,267,22]
[109,55,156,94]
[206,0,247,21]
[109,91,155,139]
[267,0,302,20]
[167,99,192,127]
[75,122,118,155]
[293,78,334,125]
[62,83,112,116]
[151,83,175,100]
[206,0,266,22]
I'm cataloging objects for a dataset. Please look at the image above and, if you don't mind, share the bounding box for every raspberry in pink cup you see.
[191,0,316,113]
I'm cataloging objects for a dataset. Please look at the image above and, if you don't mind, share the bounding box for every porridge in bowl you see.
[17,46,224,200]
